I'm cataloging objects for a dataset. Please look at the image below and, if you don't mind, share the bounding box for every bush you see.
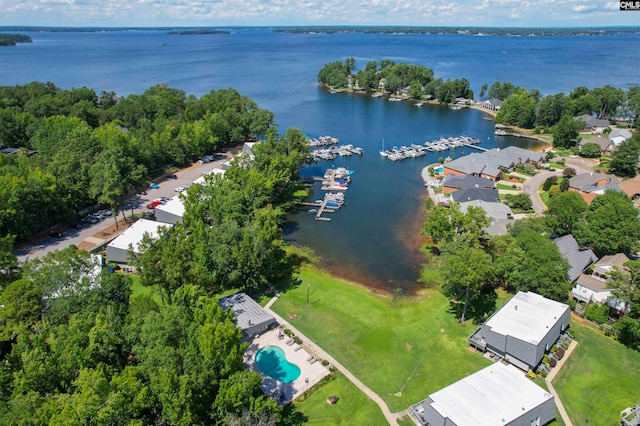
[543,354,550,363]
[585,303,610,325]
[542,176,558,191]
[541,371,548,378]
[527,371,537,379]
[321,359,329,367]
[551,345,558,352]
[568,299,577,311]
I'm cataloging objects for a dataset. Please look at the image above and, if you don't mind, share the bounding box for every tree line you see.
[0,34,32,46]
[317,58,473,104]
[0,82,276,239]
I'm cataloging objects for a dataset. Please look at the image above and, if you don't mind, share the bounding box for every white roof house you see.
[193,167,226,185]
[106,219,173,264]
[469,292,570,370]
[154,195,186,225]
[218,292,277,340]
[409,363,556,426]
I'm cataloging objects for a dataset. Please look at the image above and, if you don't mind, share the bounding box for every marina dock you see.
[380,135,482,161]
[298,167,352,222]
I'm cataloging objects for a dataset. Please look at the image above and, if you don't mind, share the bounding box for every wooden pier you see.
[460,142,488,151]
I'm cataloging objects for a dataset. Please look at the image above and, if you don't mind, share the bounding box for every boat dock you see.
[307,135,339,147]
[380,135,482,161]
[298,167,352,222]
[312,144,364,161]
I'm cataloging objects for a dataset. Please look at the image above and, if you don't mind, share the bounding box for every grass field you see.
[553,319,640,425]
[130,274,163,305]
[272,266,491,413]
[294,372,388,425]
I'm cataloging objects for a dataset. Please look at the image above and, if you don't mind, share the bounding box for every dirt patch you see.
[405,343,413,351]
[288,313,299,319]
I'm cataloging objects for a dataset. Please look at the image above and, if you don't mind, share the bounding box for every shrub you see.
[542,176,558,191]
[549,357,557,368]
[585,303,610,324]
[568,299,577,311]
[541,371,548,378]
[551,345,558,352]
[543,354,550,363]
[293,336,302,345]
[321,359,329,367]
[527,371,537,379]
[284,329,293,337]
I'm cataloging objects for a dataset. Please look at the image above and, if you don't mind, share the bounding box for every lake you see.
[2,28,638,291]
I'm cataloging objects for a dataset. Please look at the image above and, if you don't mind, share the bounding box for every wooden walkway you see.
[460,142,488,151]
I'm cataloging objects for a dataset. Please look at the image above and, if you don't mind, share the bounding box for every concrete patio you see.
[245,328,331,404]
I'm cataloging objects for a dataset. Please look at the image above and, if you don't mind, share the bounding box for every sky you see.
[0,0,638,28]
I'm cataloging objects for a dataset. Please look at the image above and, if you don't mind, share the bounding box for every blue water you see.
[2,29,639,290]
[255,346,301,383]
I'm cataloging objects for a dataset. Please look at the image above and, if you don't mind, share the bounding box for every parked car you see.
[168,173,178,179]
[174,186,185,192]
[146,200,162,209]
[149,183,160,189]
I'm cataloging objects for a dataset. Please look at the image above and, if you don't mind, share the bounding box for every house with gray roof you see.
[572,253,630,313]
[443,147,547,182]
[469,291,570,371]
[482,98,503,111]
[408,362,556,426]
[574,114,610,133]
[568,172,621,204]
[218,292,277,340]
[609,129,632,146]
[554,234,598,282]
[577,136,615,156]
[459,200,513,221]
[442,174,495,194]
[451,188,499,203]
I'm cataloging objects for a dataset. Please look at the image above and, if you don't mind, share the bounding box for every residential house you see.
[408,363,556,426]
[568,171,621,204]
[441,174,495,195]
[218,292,277,340]
[459,200,513,221]
[577,136,615,156]
[571,252,630,313]
[609,129,633,146]
[451,188,499,203]
[468,291,570,371]
[574,114,610,134]
[106,219,173,264]
[482,98,503,112]
[620,176,640,200]
[443,146,547,182]
[553,234,598,283]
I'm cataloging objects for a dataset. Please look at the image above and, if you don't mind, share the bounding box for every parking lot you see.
[15,152,233,263]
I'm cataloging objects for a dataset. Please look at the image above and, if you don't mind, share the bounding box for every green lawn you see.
[294,372,388,425]
[272,267,491,413]
[553,320,640,425]
[496,183,519,190]
[130,274,163,305]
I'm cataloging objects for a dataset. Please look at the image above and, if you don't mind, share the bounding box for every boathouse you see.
[408,362,556,426]
[218,292,277,340]
[468,291,570,371]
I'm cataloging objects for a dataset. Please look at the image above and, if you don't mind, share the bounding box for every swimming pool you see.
[255,346,301,383]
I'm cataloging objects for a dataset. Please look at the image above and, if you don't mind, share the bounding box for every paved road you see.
[264,296,404,425]
[521,157,593,216]
[15,153,233,263]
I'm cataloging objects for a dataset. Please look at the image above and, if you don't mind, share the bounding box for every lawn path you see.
[546,340,579,426]
[264,296,404,425]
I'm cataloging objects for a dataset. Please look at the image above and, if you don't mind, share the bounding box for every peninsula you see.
[0,33,32,46]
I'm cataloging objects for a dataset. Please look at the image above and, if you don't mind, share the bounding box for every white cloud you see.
[0,0,637,26]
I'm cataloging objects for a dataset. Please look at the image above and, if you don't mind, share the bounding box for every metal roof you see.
[107,219,173,253]
[218,292,275,331]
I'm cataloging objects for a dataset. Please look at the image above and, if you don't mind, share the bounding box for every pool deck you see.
[245,328,331,404]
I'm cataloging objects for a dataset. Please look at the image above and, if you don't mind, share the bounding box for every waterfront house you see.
[451,188,499,203]
[441,174,496,194]
[482,98,503,112]
[568,172,621,204]
[443,146,547,182]
[468,291,570,371]
[218,292,277,340]
[106,218,173,264]
[576,136,615,156]
[459,200,513,221]
[571,252,630,314]
[574,114,610,134]
[408,363,556,426]
[553,234,598,283]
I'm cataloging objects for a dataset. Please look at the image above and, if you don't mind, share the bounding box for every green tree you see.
[579,142,602,158]
[576,190,640,256]
[552,115,583,148]
[609,134,640,178]
[0,278,43,339]
[536,93,567,127]
[422,204,489,246]
[503,193,533,212]
[0,234,19,289]
[496,89,536,128]
[439,242,494,323]
[593,85,625,119]
[545,190,587,235]
[608,260,640,319]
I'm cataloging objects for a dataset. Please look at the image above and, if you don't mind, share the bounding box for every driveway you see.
[15,152,234,263]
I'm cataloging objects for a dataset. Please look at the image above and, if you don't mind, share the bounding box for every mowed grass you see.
[553,319,640,425]
[272,266,491,413]
[295,372,388,425]
[130,274,163,305]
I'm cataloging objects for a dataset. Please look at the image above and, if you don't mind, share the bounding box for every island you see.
[0,33,32,46]
[167,29,230,35]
